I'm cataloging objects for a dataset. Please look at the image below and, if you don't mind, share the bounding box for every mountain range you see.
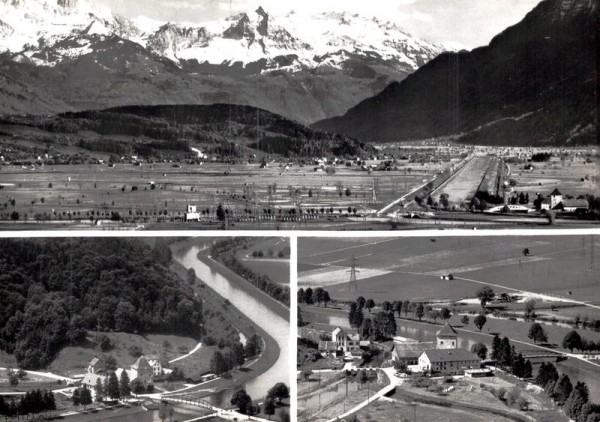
[0,0,443,123]
[314,0,597,146]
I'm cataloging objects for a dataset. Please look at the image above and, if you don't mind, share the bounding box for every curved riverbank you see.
[170,239,289,406]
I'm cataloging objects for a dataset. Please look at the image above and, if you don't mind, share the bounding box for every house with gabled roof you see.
[87,356,103,374]
[418,349,481,375]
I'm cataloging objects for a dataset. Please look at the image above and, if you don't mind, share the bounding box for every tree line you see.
[210,239,290,306]
[0,390,56,418]
[297,288,331,306]
[0,238,204,369]
[535,362,599,422]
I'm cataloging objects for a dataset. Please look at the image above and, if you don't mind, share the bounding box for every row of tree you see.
[298,287,331,306]
[0,390,56,418]
[210,239,290,306]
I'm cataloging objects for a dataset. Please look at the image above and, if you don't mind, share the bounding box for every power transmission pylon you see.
[347,254,359,293]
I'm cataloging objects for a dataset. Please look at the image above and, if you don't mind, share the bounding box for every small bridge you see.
[152,396,214,411]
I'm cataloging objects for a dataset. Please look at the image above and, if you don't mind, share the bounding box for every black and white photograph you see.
[0,236,291,421]
[0,0,596,230]
[0,0,599,421]
[297,235,600,422]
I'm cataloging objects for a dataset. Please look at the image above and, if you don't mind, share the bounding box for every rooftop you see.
[436,322,458,338]
[422,348,480,363]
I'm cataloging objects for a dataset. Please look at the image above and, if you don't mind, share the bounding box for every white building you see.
[418,349,481,375]
[185,205,200,221]
[436,322,458,350]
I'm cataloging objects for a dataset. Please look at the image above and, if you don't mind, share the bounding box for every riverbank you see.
[169,239,287,405]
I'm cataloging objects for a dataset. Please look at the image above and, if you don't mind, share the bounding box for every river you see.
[304,309,600,399]
[172,240,289,407]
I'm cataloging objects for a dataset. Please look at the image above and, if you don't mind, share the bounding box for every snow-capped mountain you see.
[0,0,445,122]
[0,0,443,70]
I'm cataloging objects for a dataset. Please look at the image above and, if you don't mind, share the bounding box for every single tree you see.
[471,343,488,359]
[365,299,375,313]
[528,323,548,344]
[119,369,131,398]
[415,303,425,321]
[553,374,573,404]
[267,383,289,403]
[230,389,252,414]
[476,286,495,308]
[72,388,81,406]
[524,299,537,319]
[264,397,276,419]
[95,378,104,401]
[107,372,120,400]
[440,307,451,320]
[562,330,583,352]
[79,386,92,410]
[474,314,487,331]
[461,315,470,325]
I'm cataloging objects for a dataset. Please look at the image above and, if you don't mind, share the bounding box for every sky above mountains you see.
[94,0,543,50]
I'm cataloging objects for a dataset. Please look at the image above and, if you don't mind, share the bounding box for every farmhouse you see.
[145,354,163,376]
[392,322,458,364]
[130,356,155,384]
[418,349,481,375]
[555,199,589,213]
[540,189,588,212]
[318,327,370,354]
[87,356,103,374]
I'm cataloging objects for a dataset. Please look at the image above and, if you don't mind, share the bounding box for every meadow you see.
[298,236,600,304]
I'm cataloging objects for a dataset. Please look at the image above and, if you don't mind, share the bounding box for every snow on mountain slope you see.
[0,0,444,72]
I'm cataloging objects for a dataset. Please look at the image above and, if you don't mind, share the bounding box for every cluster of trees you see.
[535,362,599,421]
[490,335,533,379]
[0,238,204,369]
[562,330,600,354]
[298,288,331,307]
[210,239,290,306]
[0,390,56,418]
[531,152,552,162]
[230,383,289,419]
[508,191,530,205]
[346,297,397,341]
[209,334,261,376]
[84,369,139,404]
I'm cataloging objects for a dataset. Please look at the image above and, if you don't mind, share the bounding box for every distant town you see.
[0,143,597,230]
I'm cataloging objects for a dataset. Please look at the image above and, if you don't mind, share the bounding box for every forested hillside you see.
[0,238,203,369]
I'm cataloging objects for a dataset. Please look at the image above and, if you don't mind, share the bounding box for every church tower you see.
[436,322,458,349]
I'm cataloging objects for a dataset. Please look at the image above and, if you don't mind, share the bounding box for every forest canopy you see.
[0,238,203,369]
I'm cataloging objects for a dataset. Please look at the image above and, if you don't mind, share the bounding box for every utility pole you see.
[347,254,359,293]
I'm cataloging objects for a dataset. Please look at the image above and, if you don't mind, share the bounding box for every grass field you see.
[44,332,202,377]
[234,237,290,285]
[0,161,442,222]
[510,156,597,199]
[298,235,600,304]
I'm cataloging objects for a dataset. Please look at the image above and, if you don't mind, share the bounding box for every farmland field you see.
[0,162,442,224]
[298,235,600,303]
[510,155,597,199]
[234,237,290,285]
